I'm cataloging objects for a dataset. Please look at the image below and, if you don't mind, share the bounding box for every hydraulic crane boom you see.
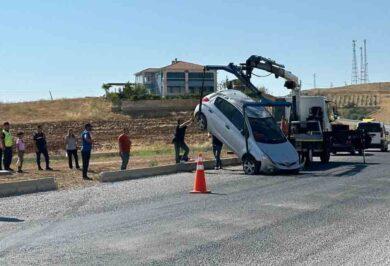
[203,55,301,120]
[204,55,300,102]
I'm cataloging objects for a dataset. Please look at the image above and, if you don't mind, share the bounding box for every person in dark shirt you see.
[81,123,93,180]
[172,117,193,163]
[0,130,3,170]
[210,134,223,169]
[33,125,53,170]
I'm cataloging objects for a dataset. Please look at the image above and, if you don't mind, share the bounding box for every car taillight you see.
[202,97,209,102]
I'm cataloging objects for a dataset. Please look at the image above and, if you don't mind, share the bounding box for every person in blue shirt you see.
[81,123,93,180]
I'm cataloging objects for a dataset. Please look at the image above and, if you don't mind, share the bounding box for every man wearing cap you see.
[2,122,14,171]
[81,123,93,180]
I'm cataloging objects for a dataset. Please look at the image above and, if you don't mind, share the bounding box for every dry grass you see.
[0,97,128,124]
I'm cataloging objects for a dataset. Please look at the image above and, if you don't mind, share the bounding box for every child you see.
[16,131,26,173]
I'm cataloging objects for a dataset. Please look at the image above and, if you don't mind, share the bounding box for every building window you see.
[167,72,185,80]
[168,86,185,94]
[188,72,214,80]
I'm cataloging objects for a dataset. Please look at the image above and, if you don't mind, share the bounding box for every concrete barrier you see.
[0,177,57,198]
[0,170,12,176]
[100,157,241,182]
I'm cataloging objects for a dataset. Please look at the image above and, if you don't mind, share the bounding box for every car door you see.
[214,97,245,154]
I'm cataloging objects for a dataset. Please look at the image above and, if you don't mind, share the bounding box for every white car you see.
[357,121,389,151]
[194,89,300,175]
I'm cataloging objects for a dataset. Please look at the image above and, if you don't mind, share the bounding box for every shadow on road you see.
[210,192,228,196]
[0,217,24,222]
[302,161,379,177]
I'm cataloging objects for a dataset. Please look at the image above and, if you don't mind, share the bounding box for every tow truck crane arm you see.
[204,55,300,103]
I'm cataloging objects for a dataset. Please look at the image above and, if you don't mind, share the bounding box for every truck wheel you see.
[350,149,356,155]
[196,113,207,131]
[320,149,330,163]
[242,156,260,175]
[381,144,388,152]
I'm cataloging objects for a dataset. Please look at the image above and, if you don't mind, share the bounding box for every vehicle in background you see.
[357,121,389,151]
[194,89,300,175]
[329,124,365,155]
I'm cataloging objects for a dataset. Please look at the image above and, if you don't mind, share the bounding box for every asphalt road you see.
[1,151,390,265]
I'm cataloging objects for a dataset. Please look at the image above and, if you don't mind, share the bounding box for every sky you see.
[0,0,389,102]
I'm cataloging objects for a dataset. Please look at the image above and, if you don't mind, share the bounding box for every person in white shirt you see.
[65,129,80,169]
[16,131,26,173]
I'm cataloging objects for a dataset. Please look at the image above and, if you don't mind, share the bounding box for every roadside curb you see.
[0,177,57,198]
[100,157,241,182]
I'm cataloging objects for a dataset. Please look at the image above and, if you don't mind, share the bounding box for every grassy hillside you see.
[0,97,127,124]
[303,82,390,122]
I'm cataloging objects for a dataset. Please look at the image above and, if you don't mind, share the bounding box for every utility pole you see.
[352,40,358,85]
[313,73,317,89]
[364,39,369,83]
[49,90,53,100]
[360,46,364,84]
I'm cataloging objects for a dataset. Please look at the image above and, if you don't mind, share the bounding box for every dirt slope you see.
[0,97,206,153]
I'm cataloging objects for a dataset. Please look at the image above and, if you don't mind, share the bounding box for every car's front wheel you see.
[242,156,260,175]
[195,112,207,131]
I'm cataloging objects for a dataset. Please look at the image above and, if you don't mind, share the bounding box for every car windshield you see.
[249,117,286,144]
[358,123,381,132]
[246,107,286,144]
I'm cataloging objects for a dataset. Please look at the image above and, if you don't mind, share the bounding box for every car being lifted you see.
[194,55,302,175]
[195,89,300,174]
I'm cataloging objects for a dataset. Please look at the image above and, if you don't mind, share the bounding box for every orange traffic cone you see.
[191,154,211,194]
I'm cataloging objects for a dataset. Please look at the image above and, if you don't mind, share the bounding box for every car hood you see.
[256,141,299,165]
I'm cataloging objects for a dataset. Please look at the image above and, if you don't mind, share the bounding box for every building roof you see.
[134,67,160,76]
[160,60,204,71]
[134,60,205,75]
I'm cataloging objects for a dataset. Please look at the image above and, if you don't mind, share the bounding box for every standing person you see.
[280,115,289,136]
[118,128,132,170]
[33,125,53,170]
[172,117,193,163]
[81,123,93,180]
[2,122,14,171]
[65,129,80,169]
[15,132,26,173]
[0,131,3,170]
[210,134,223,170]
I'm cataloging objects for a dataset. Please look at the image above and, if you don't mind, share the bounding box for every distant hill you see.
[303,82,390,122]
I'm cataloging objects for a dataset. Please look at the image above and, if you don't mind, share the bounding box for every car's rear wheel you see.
[242,156,260,175]
[195,112,207,131]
